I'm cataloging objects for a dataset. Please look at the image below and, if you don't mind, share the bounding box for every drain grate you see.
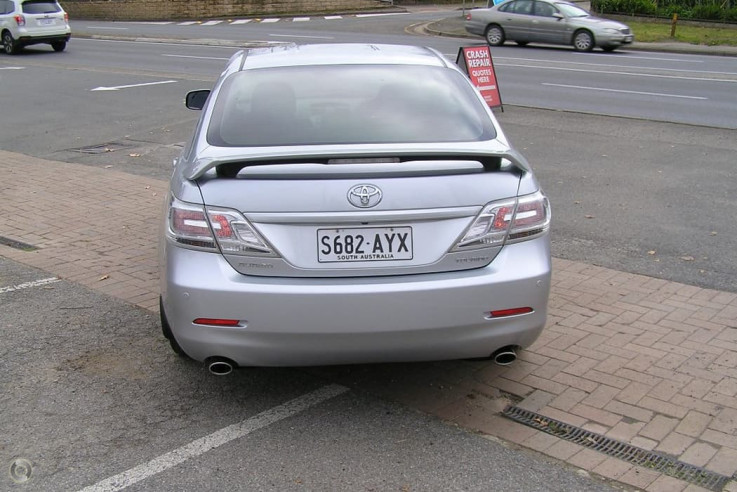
[0,236,38,251]
[503,406,731,491]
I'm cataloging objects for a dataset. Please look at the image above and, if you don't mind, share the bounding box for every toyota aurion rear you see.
[160,43,551,372]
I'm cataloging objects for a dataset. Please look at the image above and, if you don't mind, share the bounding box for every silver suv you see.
[0,0,70,54]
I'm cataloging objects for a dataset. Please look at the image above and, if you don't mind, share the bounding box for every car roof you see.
[236,43,451,71]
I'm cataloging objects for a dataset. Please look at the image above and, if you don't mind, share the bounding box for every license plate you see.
[39,18,55,26]
[625,35,633,42]
[317,227,413,263]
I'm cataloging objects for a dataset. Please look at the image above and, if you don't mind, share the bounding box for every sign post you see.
[456,45,503,110]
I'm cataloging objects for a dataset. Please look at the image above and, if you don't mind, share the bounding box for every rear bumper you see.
[15,27,70,46]
[161,237,551,366]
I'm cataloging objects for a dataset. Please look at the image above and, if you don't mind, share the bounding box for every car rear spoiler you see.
[185,149,532,180]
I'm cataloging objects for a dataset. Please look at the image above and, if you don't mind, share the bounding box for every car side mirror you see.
[553,12,564,19]
[185,90,210,110]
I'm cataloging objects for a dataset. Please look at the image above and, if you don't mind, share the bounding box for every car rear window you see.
[22,0,61,14]
[206,65,496,147]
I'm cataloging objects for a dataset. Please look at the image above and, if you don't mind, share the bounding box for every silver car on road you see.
[159,43,551,374]
[465,0,633,52]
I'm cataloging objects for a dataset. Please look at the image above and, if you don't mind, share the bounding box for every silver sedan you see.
[159,43,551,374]
[465,0,634,52]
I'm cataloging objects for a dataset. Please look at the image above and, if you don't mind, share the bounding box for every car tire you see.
[573,30,594,52]
[51,40,66,52]
[484,24,505,46]
[2,31,20,55]
[160,296,191,359]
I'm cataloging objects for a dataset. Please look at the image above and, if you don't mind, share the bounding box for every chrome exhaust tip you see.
[206,357,235,376]
[492,347,518,366]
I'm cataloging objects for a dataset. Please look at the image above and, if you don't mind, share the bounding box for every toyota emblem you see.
[347,184,382,208]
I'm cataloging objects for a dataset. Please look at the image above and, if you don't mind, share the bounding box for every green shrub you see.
[726,7,737,21]
[596,0,658,15]
[691,4,726,19]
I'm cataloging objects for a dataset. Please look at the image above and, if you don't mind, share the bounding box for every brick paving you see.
[2,150,736,491]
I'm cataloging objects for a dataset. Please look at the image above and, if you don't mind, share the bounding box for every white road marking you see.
[293,17,310,22]
[201,20,223,26]
[269,33,334,39]
[542,83,708,100]
[324,15,342,20]
[91,80,177,92]
[0,66,25,70]
[499,56,736,76]
[0,277,60,294]
[261,18,280,23]
[573,52,705,63]
[231,19,251,24]
[499,62,737,83]
[74,38,258,49]
[162,54,230,60]
[76,384,349,492]
[178,21,197,26]
[355,12,410,17]
[85,26,129,30]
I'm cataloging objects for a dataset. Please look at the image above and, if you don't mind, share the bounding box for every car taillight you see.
[166,195,276,256]
[14,15,25,26]
[508,191,551,242]
[64,12,69,22]
[453,191,550,251]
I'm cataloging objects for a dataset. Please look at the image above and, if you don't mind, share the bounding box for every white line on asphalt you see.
[74,38,259,49]
[573,52,705,63]
[499,56,736,76]
[355,12,410,17]
[85,26,130,30]
[542,83,708,99]
[162,54,230,60]
[201,20,223,26]
[91,80,177,92]
[178,21,197,26]
[324,15,342,19]
[0,277,60,294]
[499,63,737,83]
[269,33,334,39]
[230,19,251,24]
[0,66,24,70]
[76,384,349,492]
[293,17,310,22]
[260,18,279,23]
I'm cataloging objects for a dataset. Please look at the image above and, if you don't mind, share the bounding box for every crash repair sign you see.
[457,46,502,108]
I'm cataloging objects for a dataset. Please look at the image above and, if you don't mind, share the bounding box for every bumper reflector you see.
[488,307,533,318]
[193,318,241,327]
